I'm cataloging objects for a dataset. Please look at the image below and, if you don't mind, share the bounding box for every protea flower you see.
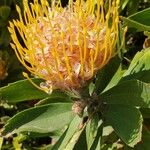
[9,0,120,93]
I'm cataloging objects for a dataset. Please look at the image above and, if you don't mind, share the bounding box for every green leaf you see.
[3,103,74,134]
[103,65,125,92]
[120,0,130,11]
[123,7,150,31]
[52,115,82,150]
[140,108,150,118]
[129,7,150,26]
[0,6,11,20]
[134,127,150,150]
[73,114,103,150]
[104,105,143,147]
[122,48,150,83]
[102,127,119,149]
[101,80,150,108]
[95,56,120,94]
[73,130,87,150]
[90,121,103,150]
[88,82,95,96]
[0,78,49,103]
[126,0,139,16]
[35,91,72,106]
[125,127,150,150]
[65,128,83,150]
[86,113,100,150]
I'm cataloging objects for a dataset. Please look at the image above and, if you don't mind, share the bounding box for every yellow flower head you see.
[9,0,120,93]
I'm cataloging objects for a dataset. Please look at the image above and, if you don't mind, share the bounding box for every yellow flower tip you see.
[9,0,120,93]
[16,5,21,14]
[10,43,16,50]
[23,72,52,94]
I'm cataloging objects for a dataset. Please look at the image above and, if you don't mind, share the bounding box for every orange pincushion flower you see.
[9,0,120,93]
